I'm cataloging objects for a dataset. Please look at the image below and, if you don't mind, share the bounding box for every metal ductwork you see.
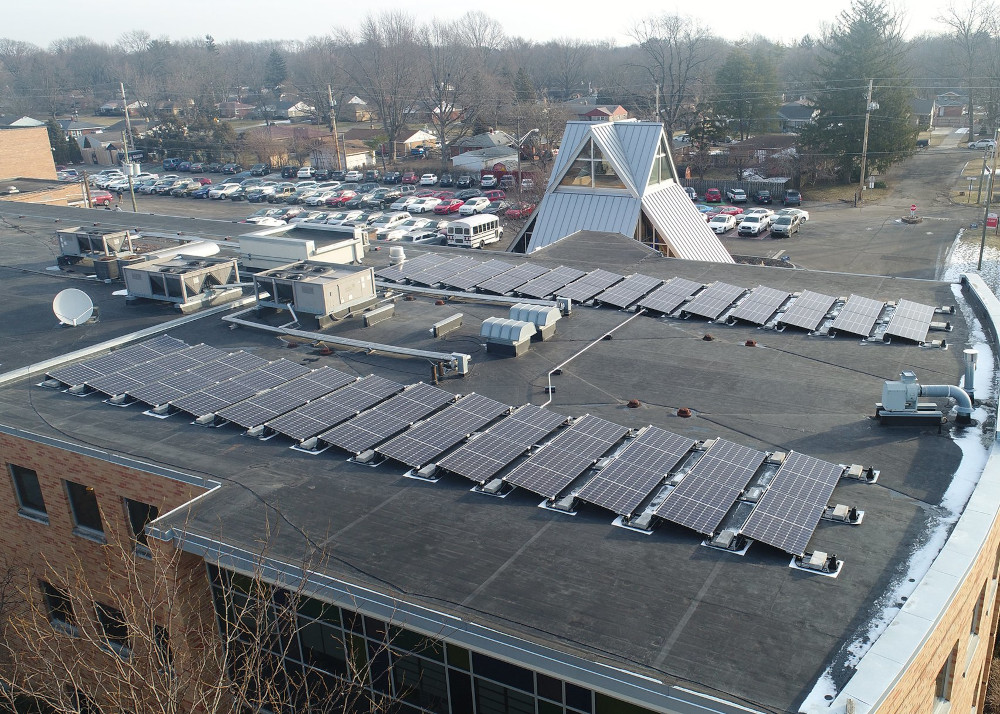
[877,370,973,426]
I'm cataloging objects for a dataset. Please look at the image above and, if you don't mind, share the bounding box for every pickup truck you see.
[737,213,773,237]
[726,188,747,203]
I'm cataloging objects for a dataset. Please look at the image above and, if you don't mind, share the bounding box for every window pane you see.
[96,603,129,651]
[566,683,592,712]
[559,159,593,188]
[472,652,534,693]
[298,619,347,675]
[448,670,474,713]
[591,144,626,190]
[124,499,158,546]
[537,672,562,702]
[392,654,448,713]
[42,582,74,625]
[65,481,103,533]
[10,464,46,514]
[475,679,535,714]
[446,643,470,670]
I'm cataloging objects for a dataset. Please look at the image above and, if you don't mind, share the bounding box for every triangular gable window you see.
[648,134,674,187]
[559,138,627,190]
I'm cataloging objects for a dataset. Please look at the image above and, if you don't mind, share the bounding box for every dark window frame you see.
[65,480,104,539]
[41,581,76,635]
[9,463,47,520]
[95,602,130,658]
[123,498,158,556]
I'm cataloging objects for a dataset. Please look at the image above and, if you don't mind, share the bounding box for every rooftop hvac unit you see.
[876,369,972,426]
[480,317,536,356]
[509,303,561,340]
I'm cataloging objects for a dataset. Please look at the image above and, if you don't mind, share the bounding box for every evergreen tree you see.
[45,118,75,165]
[513,67,535,104]
[264,49,288,90]
[800,0,916,184]
[712,47,780,140]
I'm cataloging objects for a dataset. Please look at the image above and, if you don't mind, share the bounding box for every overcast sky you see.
[6,0,950,48]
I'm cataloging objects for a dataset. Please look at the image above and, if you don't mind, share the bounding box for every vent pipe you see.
[963,349,978,400]
[919,384,973,424]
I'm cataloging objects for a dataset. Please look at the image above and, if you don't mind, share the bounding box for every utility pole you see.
[120,82,138,212]
[976,144,991,204]
[655,83,660,124]
[976,127,999,271]
[328,84,342,172]
[858,79,874,206]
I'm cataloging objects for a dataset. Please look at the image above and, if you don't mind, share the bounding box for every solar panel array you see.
[594,274,663,309]
[374,253,444,282]
[555,269,625,303]
[436,405,567,482]
[778,291,837,331]
[638,277,704,315]
[516,266,587,299]
[576,427,694,516]
[47,335,189,387]
[442,259,514,291]
[741,452,844,556]
[503,415,629,499]
[729,287,791,325]
[682,282,747,320]
[407,256,479,287]
[830,295,885,337]
[376,393,510,468]
[654,440,766,535]
[475,263,550,295]
[266,375,403,441]
[319,382,454,454]
[885,299,935,343]
[215,367,356,428]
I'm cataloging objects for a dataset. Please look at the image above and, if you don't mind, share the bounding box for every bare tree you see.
[544,38,594,100]
[937,0,999,135]
[337,12,420,161]
[242,126,285,165]
[628,14,714,139]
[454,11,507,70]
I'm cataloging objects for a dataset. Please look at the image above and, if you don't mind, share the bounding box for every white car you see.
[209,183,242,199]
[394,218,432,232]
[244,216,286,226]
[306,190,339,206]
[419,173,439,186]
[459,197,491,215]
[408,197,441,213]
[480,174,497,188]
[324,210,364,225]
[288,210,327,223]
[521,178,535,190]
[725,188,747,203]
[400,229,443,244]
[708,214,737,234]
[737,214,773,236]
[370,212,412,230]
[743,208,774,220]
[775,207,810,222]
[297,166,316,179]
[390,196,419,211]
[969,139,997,150]
[376,228,408,241]
[344,170,363,182]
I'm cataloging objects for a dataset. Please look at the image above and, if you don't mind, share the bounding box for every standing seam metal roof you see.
[641,184,735,263]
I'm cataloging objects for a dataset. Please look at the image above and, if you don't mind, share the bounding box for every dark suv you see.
[281,166,300,179]
[782,189,802,206]
[753,189,772,204]
[456,174,477,188]
[250,163,271,176]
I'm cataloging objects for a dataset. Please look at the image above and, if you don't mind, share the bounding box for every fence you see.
[681,178,791,199]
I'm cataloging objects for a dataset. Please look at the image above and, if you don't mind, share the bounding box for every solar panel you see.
[741,451,844,556]
[188,360,245,383]
[778,291,837,331]
[830,295,884,337]
[516,266,587,299]
[885,299,935,343]
[503,415,628,499]
[218,351,270,372]
[48,362,105,386]
[215,367,357,428]
[48,336,192,386]
[576,427,694,516]
[442,259,514,291]
[376,393,510,468]
[266,376,403,441]
[375,253,442,282]
[437,405,567,482]
[232,360,311,391]
[86,372,146,396]
[637,277,703,314]
[653,439,766,535]
[141,335,189,354]
[682,282,747,320]
[476,263,550,294]
[729,286,791,325]
[407,256,479,286]
[172,380,258,416]
[555,269,625,303]
[319,382,453,454]
[594,274,663,309]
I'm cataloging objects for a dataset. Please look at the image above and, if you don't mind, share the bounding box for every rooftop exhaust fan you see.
[876,368,973,426]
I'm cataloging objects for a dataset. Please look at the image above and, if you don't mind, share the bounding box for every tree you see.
[712,47,780,140]
[512,67,535,104]
[800,0,917,184]
[264,49,287,90]
[937,0,998,136]
[628,14,713,139]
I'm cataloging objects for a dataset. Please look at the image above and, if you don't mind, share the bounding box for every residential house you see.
[76,135,124,166]
[57,119,103,140]
[216,101,255,119]
[309,138,373,171]
[563,96,630,122]
[910,98,937,130]
[336,95,376,123]
[936,92,968,119]
[0,115,45,128]
[451,130,516,158]
[777,101,819,132]
[97,99,146,117]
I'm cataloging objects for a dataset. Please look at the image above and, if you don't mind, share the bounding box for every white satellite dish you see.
[52,288,95,327]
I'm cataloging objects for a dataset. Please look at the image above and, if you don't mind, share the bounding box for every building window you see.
[154,624,173,674]
[9,464,47,520]
[96,603,130,657]
[557,139,627,191]
[65,480,104,538]
[935,642,958,704]
[41,582,76,634]
[124,498,158,555]
[972,584,987,636]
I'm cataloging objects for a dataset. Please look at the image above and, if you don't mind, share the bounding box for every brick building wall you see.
[0,126,58,180]
[0,182,87,207]
[0,429,219,712]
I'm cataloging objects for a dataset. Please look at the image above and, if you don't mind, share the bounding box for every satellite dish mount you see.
[53,288,98,327]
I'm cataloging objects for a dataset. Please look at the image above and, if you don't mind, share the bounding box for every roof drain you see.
[541,309,646,408]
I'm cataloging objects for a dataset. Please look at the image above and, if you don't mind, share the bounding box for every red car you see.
[414,189,437,197]
[90,190,114,207]
[402,172,418,185]
[434,190,455,199]
[504,202,535,219]
[483,189,506,202]
[326,191,356,207]
[433,199,464,215]
[705,188,722,202]
[717,206,744,216]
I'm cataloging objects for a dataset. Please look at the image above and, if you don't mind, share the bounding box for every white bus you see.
[445,214,504,248]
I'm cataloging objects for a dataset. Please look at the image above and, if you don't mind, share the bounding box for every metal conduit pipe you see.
[920,384,974,424]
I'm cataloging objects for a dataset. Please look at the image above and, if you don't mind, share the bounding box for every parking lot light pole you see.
[976,127,999,271]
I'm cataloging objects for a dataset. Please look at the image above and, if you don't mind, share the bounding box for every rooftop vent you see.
[480,317,536,356]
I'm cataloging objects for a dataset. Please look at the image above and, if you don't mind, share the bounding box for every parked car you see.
[456,174,476,188]
[483,189,506,202]
[390,196,419,211]
[499,175,516,189]
[408,197,441,213]
[209,183,242,199]
[364,169,381,182]
[455,189,483,201]
[280,166,300,178]
[393,218,433,232]
[410,146,427,157]
[268,185,297,203]
[726,188,747,203]
[326,191,357,207]
[753,190,772,204]
[684,187,698,201]
[782,189,802,206]
[705,188,722,202]
[205,163,223,173]
[323,210,364,225]
[340,170,361,182]
[770,214,801,237]
[438,173,454,187]
[402,171,419,185]
[459,197,491,215]
[419,173,439,186]
[434,199,464,214]
[480,174,498,188]
[248,163,270,176]
[162,158,182,171]
[737,213,773,236]
[504,202,536,220]
[717,206,744,217]
[90,190,114,207]
[969,139,997,150]
[190,184,213,199]
[221,163,243,174]
[776,207,809,222]
[520,178,535,190]
[241,208,282,223]
[297,166,317,179]
[383,171,402,184]
[399,229,443,245]
[708,214,738,234]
